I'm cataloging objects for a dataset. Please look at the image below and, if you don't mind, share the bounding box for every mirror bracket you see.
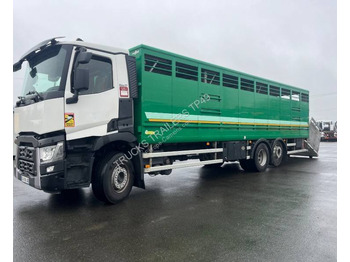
[66,90,79,104]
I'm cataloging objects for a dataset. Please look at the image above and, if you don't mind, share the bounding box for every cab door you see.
[64,49,119,141]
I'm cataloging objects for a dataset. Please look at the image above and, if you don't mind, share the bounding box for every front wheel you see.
[92,152,134,204]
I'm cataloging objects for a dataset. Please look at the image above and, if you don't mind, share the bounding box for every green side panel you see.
[129,45,310,144]
[300,101,309,123]
[221,70,239,141]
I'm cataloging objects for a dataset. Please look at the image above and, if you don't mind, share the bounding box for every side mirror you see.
[76,52,92,64]
[74,68,89,92]
[66,68,89,104]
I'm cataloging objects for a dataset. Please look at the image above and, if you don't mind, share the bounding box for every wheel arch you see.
[92,132,145,189]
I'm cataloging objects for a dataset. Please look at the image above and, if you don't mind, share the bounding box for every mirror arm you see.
[66,89,79,104]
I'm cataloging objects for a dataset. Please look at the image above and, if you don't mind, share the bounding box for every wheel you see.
[252,143,270,172]
[92,152,134,204]
[271,140,284,167]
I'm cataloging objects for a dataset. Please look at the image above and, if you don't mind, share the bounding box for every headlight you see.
[40,142,64,163]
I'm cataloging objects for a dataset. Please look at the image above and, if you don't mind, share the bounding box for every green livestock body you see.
[129,45,309,144]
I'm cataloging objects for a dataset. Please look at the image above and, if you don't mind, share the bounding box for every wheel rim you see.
[274,145,283,159]
[257,149,267,166]
[111,165,129,193]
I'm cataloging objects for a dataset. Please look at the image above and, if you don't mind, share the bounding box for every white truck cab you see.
[13,37,143,198]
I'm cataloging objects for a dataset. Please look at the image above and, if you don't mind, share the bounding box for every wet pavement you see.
[13,142,337,262]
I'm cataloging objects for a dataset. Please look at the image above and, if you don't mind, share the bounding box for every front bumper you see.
[14,161,66,192]
[14,133,66,192]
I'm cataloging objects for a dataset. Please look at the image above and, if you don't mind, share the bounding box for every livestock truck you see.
[13,37,320,204]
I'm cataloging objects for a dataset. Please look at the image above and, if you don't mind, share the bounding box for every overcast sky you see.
[13,0,337,121]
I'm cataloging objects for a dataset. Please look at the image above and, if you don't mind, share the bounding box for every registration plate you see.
[21,176,29,184]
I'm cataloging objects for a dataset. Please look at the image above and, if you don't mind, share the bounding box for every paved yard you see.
[13,142,337,262]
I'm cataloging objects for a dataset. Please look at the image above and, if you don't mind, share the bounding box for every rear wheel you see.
[252,143,270,172]
[92,152,134,204]
[271,140,284,167]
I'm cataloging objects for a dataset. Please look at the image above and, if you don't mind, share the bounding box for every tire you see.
[252,143,270,172]
[92,152,134,204]
[271,140,284,167]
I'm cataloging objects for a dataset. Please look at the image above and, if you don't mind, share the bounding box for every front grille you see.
[18,159,35,174]
[17,145,36,176]
[18,146,35,161]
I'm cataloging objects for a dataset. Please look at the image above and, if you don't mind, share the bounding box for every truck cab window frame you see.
[71,54,114,95]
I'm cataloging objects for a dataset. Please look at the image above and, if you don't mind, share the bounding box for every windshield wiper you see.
[16,90,44,107]
[26,90,43,101]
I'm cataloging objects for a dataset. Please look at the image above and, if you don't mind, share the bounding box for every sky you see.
[13,0,337,121]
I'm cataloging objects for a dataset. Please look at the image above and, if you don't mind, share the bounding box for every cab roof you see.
[14,37,128,71]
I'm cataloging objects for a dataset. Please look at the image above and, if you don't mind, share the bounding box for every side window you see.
[144,54,172,76]
[176,62,198,81]
[281,88,291,100]
[301,93,309,102]
[270,85,280,97]
[201,68,220,85]
[76,55,113,95]
[223,74,238,89]
[292,91,300,101]
[240,78,255,92]
[256,82,268,95]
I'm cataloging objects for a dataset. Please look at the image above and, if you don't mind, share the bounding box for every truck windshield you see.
[21,45,70,97]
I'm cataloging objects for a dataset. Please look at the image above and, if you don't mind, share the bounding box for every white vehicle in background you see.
[316,120,337,141]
